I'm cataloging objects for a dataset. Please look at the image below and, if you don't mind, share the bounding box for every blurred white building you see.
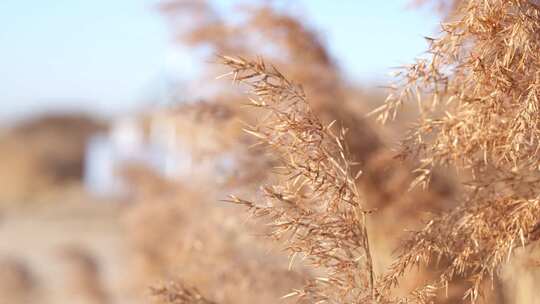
[84,103,237,197]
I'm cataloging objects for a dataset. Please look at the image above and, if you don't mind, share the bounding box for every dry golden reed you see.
[150,281,216,304]
[220,55,376,303]
[155,1,540,303]
[218,1,540,299]
[371,0,540,302]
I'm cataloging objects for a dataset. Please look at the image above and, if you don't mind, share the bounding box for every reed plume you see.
[150,281,216,304]
[371,0,540,301]
[220,55,377,303]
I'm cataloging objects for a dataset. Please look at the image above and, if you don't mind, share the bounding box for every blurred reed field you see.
[2,0,540,303]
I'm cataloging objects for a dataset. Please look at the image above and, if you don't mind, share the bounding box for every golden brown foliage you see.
[220,56,376,303]
[372,0,540,301]
[123,169,309,304]
[158,0,457,217]
[158,0,382,160]
[159,1,466,302]
[150,281,216,304]
[3,1,540,303]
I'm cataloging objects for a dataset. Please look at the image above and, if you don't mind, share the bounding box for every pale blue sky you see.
[0,1,440,122]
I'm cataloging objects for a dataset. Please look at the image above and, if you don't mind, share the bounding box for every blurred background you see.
[5,1,520,303]
[1,1,439,122]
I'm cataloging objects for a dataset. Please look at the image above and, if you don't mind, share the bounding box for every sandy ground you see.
[0,200,137,304]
